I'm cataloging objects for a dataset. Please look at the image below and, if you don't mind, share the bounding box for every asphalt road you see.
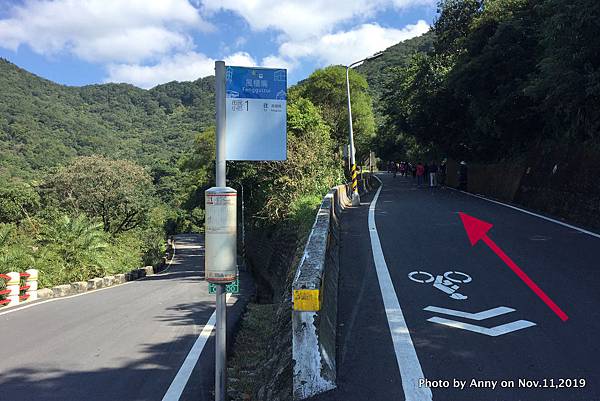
[315,173,600,401]
[0,234,250,401]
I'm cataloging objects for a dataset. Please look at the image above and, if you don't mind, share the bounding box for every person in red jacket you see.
[416,162,425,186]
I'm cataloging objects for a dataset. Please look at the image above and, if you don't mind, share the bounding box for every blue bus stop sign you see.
[225,66,287,161]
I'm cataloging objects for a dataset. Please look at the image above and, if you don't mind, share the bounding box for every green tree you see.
[527,0,600,142]
[44,156,155,234]
[379,0,550,162]
[0,180,40,225]
[433,0,482,56]
[37,214,110,284]
[294,66,376,160]
[0,223,35,275]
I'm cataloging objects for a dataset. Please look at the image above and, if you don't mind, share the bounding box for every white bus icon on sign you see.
[274,70,286,82]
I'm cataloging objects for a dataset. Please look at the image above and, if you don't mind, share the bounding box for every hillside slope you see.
[357,31,434,121]
[0,58,215,178]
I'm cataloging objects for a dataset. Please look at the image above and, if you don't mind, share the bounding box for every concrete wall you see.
[466,160,526,202]
[515,145,600,228]
[291,176,376,400]
[246,176,375,401]
[448,144,600,229]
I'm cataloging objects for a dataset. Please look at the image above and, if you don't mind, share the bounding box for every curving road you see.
[0,234,250,401]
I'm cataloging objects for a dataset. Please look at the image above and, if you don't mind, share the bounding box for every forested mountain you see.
[0,58,214,178]
[357,31,434,104]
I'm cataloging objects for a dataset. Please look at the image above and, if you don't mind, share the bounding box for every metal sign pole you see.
[214,60,227,401]
[209,62,286,401]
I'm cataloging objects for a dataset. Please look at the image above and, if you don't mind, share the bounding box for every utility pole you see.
[345,52,383,206]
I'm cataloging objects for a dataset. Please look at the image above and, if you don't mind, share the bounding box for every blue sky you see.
[0,0,438,89]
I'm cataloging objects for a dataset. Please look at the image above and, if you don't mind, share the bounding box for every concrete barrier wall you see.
[1,245,175,307]
[446,144,600,229]
[0,241,175,308]
[291,176,374,399]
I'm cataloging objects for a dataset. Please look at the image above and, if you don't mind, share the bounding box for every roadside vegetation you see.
[0,43,378,400]
[0,58,376,297]
[0,156,166,288]
[371,0,600,162]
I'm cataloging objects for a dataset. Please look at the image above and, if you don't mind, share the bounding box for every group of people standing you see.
[388,161,441,187]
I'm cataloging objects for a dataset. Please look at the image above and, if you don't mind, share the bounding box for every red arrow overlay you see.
[459,212,568,322]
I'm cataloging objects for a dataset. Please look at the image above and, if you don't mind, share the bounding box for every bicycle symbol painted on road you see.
[408,270,472,300]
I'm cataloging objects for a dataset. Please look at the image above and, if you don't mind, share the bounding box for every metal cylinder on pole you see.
[214,60,227,401]
[345,66,360,206]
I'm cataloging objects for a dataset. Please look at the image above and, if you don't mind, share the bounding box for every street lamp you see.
[346,51,383,206]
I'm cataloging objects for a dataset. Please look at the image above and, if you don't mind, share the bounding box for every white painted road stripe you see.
[369,177,432,401]
[161,312,216,401]
[424,305,515,321]
[450,188,600,239]
[427,316,536,337]
[161,294,234,401]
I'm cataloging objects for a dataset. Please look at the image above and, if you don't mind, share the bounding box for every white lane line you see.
[449,188,600,239]
[161,313,216,401]
[0,240,179,317]
[427,316,536,337]
[369,177,432,401]
[423,306,515,321]
[161,293,234,401]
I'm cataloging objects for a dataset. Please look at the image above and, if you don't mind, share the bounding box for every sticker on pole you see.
[208,277,240,294]
[225,66,287,161]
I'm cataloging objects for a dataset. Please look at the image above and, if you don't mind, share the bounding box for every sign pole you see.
[209,61,287,401]
[214,60,227,401]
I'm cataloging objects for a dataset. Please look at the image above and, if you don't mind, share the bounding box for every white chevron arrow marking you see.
[423,305,515,320]
[427,316,536,337]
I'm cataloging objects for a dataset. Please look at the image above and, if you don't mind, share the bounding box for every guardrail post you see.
[19,272,31,302]
[6,272,20,306]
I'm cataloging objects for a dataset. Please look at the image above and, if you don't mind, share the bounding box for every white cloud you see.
[261,55,298,72]
[278,20,430,67]
[105,49,303,89]
[201,0,435,40]
[106,52,215,89]
[0,0,212,63]
[0,0,434,88]
[224,51,257,67]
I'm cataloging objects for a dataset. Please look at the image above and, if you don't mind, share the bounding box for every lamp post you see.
[346,51,383,206]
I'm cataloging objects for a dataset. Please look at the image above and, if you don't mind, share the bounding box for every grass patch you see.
[228,303,277,400]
